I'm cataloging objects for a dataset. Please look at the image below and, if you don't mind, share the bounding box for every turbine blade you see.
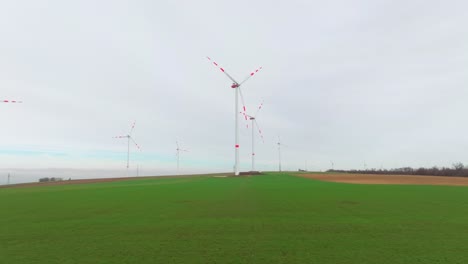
[239,66,263,85]
[254,119,264,143]
[130,136,141,150]
[238,87,248,117]
[239,111,250,128]
[113,135,128,138]
[206,56,239,84]
[1,99,23,103]
[129,121,136,136]
[238,87,250,128]
[254,100,264,118]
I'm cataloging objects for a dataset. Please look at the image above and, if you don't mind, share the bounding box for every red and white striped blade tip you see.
[250,66,263,76]
[2,100,23,103]
[206,57,225,72]
[206,56,239,84]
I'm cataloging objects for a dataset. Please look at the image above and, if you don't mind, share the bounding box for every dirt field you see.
[298,173,468,186]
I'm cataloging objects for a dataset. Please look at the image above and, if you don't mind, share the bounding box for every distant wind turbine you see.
[206,56,263,175]
[113,121,141,170]
[277,136,287,172]
[175,140,189,172]
[241,100,265,172]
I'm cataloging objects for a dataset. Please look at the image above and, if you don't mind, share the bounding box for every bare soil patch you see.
[298,173,468,186]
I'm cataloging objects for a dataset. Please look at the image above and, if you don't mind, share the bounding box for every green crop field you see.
[1,173,468,264]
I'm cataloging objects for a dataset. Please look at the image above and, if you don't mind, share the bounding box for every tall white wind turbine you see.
[206,57,263,175]
[241,101,265,172]
[175,140,188,172]
[113,121,141,170]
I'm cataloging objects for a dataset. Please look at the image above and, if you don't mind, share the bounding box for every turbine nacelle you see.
[231,83,239,88]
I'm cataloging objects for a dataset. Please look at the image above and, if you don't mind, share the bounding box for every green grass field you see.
[2,173,468,264]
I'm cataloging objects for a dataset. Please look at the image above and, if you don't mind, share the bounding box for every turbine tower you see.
[114,121,141,170]
[206,57,262,175]
[277,136,283,172]
[241,101,264,172]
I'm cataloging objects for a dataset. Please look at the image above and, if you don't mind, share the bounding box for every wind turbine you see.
[113,121,141,170]
[175,140,188,172]
[206,56,262,176]
[241,101,264,172]
[1,99,23,104]
[277,136,284,172]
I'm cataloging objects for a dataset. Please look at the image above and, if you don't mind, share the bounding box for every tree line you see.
[39,177,63,182]
[327,162,468,177]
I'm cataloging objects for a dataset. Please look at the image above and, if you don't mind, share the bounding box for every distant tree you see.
[453,162,464,171]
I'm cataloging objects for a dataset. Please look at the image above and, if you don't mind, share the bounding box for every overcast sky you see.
[1,0,467,183]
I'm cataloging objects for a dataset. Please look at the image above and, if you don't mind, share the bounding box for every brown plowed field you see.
[298,173,468,186]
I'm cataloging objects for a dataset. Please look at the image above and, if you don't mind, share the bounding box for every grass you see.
[1,172,468,263]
